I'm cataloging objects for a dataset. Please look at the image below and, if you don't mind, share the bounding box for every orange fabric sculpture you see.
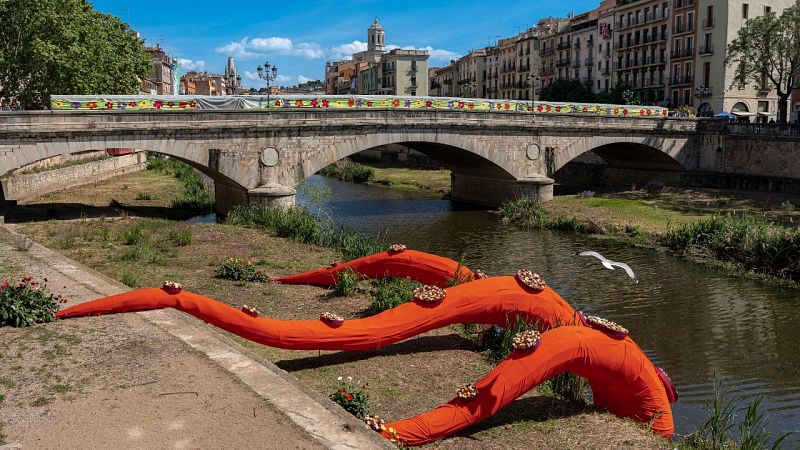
[56,277,577,350]
[273,249,474,287]
[381,326,674,444]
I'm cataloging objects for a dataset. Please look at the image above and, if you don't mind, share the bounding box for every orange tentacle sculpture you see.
[273,248,475,287]
[56,277,577,351]
[379,326,674,444]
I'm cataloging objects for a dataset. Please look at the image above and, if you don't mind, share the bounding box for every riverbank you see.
[500,187,800,287]
[8,171,669,449]
[319,158,451,196]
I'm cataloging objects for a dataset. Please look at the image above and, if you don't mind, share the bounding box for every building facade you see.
[142,44,176,95]
[380,49,429,96]
[668,0,698,107]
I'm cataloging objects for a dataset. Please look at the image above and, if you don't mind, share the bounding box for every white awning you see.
[757,111,777,116]
[732,111,758,117]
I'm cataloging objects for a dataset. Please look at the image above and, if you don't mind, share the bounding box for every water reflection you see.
[298,175,800,437]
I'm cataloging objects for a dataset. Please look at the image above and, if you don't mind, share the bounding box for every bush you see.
[119,226,144,245]
[0,277,62,327]
[227,204,385,260]
[483,314,540,363]
[539,372,588,403]
[330,377,370,419]
[216,258,270,283]
[120,272,137,287]
[499,197,589,233]
[135,192,156,200]
[644,179,666,196]
[663,215,800,283]
[332,268,361,297]
[168,226,193,247]
[319,159,375,183]
[368,277,420,314]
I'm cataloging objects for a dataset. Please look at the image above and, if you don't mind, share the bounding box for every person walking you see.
[12,99,23,111]
[1,99,11,112]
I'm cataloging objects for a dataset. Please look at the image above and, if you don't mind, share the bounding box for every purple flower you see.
[283,100,291,107]
[117,102,127,109]
[71,102,80,109]
[447,101,454,109]
[404,100,412,108]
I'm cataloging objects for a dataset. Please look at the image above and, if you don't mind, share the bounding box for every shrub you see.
[539,372,588,403]
[332,268,360,297]
[368,277,420,314]
[168,226,193,247]
[319,159,375,183]
[643,179,666,196]
[119,226,144,245]
[483,314,540,363]
[330,376,370,419]
[0,277,62,327]
[120,272,137,287]
[135,192,156,200]
[216,258,270,283]
[499,197,588,233]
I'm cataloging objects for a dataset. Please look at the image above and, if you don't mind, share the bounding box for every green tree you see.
[596,82,633,105]
[539,78,596,102]
[0,0,152,109]
[726,3,800,123]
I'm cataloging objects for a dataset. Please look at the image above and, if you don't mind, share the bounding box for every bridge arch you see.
[300,131,519,182]
[551,135,691,175]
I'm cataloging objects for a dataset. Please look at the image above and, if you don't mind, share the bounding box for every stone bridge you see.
[1,109,794,213]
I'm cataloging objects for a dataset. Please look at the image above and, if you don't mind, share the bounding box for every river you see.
[294,175,800,439]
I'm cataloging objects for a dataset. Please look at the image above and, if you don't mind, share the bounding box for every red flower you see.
[504,103,510,110]
[545,105,551,112]
[311,99,318,107]
[622,108,628,115]
[458,101,464,109]
[468,102,474,110]
[87,102,98,109]
[129,102,137,107]
[168,102,175,108]
[105,102,114,109]
[555,106,561,113]
[613,108,620,115]
[153,101,163,109]
[1,281,8,289]
[582,106,588,113]
[348,99,355,107]
[179,101,188,108]
[189,101,197,108]
[338,386,344,392]
[274,100,281,107]
[393,99,400,107]
[295,100,303,107]
[322,100,330,107]
[366,101,373,107]
[345,393,354,401]
[425,100,432,108]
[537,105,543,112]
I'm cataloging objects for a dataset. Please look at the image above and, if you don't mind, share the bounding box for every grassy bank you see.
[500,189,800,286]
[319,158,451,196]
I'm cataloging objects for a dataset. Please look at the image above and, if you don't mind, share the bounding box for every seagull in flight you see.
[578,251,639,283]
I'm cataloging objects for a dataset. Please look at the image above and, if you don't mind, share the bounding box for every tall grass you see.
[319,158,375,183]
[499,197,589,233]
[147,155,214,211]
[367,277,420,314]
[663,215,800,283]
[226,204,384,260]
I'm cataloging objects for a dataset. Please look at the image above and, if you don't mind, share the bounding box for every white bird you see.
[578,251,639,283]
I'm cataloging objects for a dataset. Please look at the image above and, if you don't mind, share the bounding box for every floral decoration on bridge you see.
[51,95,669,117]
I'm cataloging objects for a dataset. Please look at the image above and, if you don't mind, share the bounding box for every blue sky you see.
[93,0,596,88]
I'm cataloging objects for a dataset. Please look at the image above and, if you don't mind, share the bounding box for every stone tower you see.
[226,57,237,78]
[367,18,385,53]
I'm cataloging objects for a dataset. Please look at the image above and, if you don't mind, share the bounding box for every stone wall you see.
[1,152,147,201]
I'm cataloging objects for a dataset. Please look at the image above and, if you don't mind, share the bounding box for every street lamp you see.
[526,73,541,112]
[256,62,279,106]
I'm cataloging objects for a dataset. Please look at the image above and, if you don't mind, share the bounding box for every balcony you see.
[585,56,595,66]
[556,58,572,67]
[574,41,581,49]
[670,75,693,85]
[674,0,695,9]
[602,66,610,76]
[699,44,714,55]
[587,39,594,48]
[542,66,555,76]
[672,23,694,34]
[517,65,530,73]
[696,86,713,97]
[557,41,571,50]
[572,59,581,68]
[541,46,555,56]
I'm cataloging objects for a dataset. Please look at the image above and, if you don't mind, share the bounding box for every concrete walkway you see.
[0,222,390,449]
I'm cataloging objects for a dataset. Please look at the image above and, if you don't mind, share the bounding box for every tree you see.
[0,0,152,109]
[726,3,800,123]
[596,82,633,105]
[539,78,595,102]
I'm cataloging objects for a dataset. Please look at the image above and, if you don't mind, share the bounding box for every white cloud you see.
[243,70,291,87]
[176,58,206,71]
[297,74,313,84]
[216,36,324,59]
[329,41,368,60]
[328,41,458,63]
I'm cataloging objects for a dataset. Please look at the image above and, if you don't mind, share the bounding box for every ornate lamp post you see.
[526,73,541,112]
[256,62,279,106]
[226,72,242,96]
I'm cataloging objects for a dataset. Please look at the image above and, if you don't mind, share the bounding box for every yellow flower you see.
[388,427,395,434]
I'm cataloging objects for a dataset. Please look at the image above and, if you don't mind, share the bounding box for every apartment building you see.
[596,0,617,93]
[668,0,698,107]
[554,28,573,81]
[514,30,542,100]
[380,49,429,96]
[457,49,486,98]
[613,0,670,104]
[497,37,518,99]
[695,0,794,119]
[142,44,176,95]
[429,64,456,97]
[485,47,501,99]
[570,10,600,93]
[359,64,382,95]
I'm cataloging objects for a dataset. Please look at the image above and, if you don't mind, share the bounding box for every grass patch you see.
[319,158,374,183]
[135,191,157,200]
[146,155,214,212]
[168,225,193,247]
[500,197,590,233]
[367,277,420,314]
[332,267,361,297]
[663,215,800,284]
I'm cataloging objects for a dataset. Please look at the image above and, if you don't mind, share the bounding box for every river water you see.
[294,175,800,438]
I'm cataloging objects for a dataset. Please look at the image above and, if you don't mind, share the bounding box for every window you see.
[765,6,772,14]
[688,12,694,29]
[684,89,691,105]
[706,5,714,26]
[703,62,710,85]
[742,3,749,19]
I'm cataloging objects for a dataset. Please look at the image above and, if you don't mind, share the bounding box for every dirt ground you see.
[0,227,322,449]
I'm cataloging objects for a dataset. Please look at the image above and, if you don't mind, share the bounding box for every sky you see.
[92,0,597,88]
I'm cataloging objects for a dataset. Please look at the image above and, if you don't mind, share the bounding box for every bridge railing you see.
[697,120,800,136]
[49,94,669,119]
